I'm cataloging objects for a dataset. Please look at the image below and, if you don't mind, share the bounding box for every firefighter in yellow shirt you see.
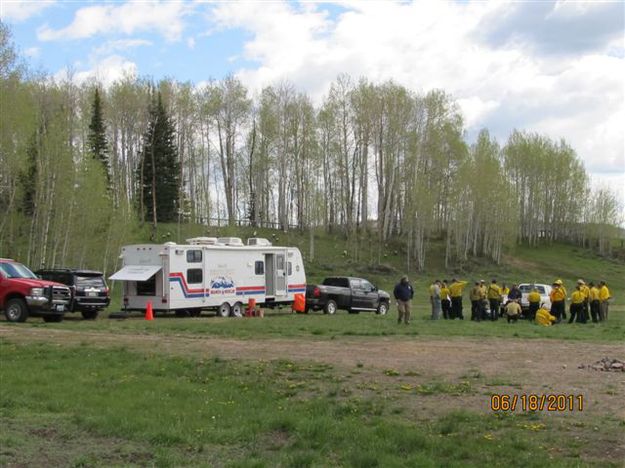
[568,285,586,324]
[588,282,600,323]
[449,279,468,320]
[536,307,556,326]
[549,280,566,323]
[598,281,611,321]
[527,286,541,321]
[441,280,451,320]
[470,281,482,321]
[577,279,590,323]
[487,279,502,321]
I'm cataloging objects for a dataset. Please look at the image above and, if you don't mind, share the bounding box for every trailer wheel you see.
[217,302,231,318]
[376,302,389,315]
[232,302,243,317]
[324,300,337,315]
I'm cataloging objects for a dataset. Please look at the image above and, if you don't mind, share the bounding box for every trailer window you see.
[255,261,264,275]
[187,250,202,263]
[187,268,203,284]
[287,262,292,276]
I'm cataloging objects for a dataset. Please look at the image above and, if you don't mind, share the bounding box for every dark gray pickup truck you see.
[305,277,390,315]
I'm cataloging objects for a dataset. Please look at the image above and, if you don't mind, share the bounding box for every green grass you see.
[1,340,621,467]
[25,304,625,343]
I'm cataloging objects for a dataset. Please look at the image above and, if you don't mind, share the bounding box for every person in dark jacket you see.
[393,276,414,325]
[507,284,521,301]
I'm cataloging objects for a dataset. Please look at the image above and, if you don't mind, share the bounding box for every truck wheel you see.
[81,310,99,320]
[217,302,231,318]
[189,308,202,317]
[5,298,29,323]
[324,300,337,315]
[376,302,389,315]
[43,314,63,323]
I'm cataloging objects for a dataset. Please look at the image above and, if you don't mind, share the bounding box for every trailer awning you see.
[109,265,161,281]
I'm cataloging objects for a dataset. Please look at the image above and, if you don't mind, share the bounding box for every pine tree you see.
[87,88,110,185]
[138,92,180,227]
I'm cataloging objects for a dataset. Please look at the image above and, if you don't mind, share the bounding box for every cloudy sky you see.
[2,0,624,204]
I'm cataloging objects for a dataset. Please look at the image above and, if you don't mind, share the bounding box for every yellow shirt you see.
[440,287,450,300]
[589,286,600,301]
[536,308,556,326]
[599,285,611,302]
[550,287,566,302]
[487,284,501,300]
[570,290,584,304]
[505,301,521,317]
[501,287,510,296]
[449,281,468,298]
[470,286,481,301]
[528,291,541,303]
[580,285,590,300]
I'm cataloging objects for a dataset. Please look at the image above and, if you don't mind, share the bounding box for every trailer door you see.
[275,252,286,296]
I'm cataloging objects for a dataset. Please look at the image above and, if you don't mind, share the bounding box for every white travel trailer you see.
[109,237,306,317]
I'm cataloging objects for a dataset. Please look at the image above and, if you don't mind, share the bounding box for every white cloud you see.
[23,47,40,58]
[0,0,55,22]
[187,37,196,49]
[37,1,190,42]
[92,39,152,57]
[206,0,624,181]
[54,55,137,88]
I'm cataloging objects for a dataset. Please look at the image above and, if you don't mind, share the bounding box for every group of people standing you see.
[408,277,613,326]
[426,278,512,321]
[547,279,611,324]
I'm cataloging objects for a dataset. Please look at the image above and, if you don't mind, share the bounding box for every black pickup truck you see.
[305,277,390,315]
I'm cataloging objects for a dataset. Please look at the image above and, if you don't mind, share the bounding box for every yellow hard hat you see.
[555,279,563,285]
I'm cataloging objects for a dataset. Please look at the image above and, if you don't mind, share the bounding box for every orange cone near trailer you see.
[145,301,154,320]
[292,293,306,313]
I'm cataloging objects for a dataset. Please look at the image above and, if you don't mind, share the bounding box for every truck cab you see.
[0,258,71,323]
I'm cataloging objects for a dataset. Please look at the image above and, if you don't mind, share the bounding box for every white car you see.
[518,283,552,310]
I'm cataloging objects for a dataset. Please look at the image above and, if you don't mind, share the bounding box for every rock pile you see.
[578,357,625,372]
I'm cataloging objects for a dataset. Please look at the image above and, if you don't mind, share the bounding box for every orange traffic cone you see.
[145,301,154,320]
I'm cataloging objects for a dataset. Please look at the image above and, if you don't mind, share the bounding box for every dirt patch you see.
[502,254,540,272]
[2,325,624,423]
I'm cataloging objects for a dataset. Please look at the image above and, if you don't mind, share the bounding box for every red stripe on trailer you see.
[169,272,210,294]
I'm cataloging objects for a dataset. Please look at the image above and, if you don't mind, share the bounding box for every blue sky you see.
[2,0,624,203]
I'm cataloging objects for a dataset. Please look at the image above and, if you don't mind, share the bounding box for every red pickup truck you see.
[0,258,71,322]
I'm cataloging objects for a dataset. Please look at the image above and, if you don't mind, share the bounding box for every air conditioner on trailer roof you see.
[217,237,244,246]
[247,238,272,246]
[186,237,218,245]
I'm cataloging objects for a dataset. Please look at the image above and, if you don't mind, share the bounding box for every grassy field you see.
[18,304,625,343]
[1,339,623,467]
[1,230,624,466]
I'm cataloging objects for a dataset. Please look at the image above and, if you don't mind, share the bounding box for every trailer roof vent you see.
[186,237,218,245]
[247,238,272,246]
[217,237,244,246]
[164,241,176,246]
